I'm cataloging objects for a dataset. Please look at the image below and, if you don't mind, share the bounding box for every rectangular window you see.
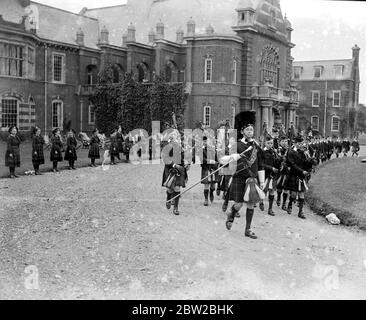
[293,67,301,79]
[334,65,344,77]
[89,105,95,125]
[203,106,211,127]
[53,54,64,82]
[87,73,93,85]
[333,91,341,107]
[204,58,212,83]
[331,117,340,131]
[52,101,63,128]
[312,91,320,107]
[1,98,18,128]
[0,42,25,77]
[311,116,319,131]
[232,60,237,84]
[314,66,322,78]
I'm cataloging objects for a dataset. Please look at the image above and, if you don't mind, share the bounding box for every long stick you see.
[167,146,253,204]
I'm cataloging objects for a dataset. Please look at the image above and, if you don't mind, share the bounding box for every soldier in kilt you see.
[342,138,350,157]
[50,128,63,173]
[262,136,282,216]
[116,126,124,160]
[88,129,101,167]
[219,112,265,239]
[162,131,189,215]
[5,126,21,178]
[64,129,78,170]
[276,136,290,211]
[32,126,45,175]
[284,136,314,219]
[351,137,360,157]
[335,137,342,158]
[200,135,219,206]
[109,129,119,165]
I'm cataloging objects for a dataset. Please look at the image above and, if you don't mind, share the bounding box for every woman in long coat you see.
[64,129,78,169]
[5,126,21,178]
[32,126,45,175]
[50,128,63,172]
[88,128,101,166]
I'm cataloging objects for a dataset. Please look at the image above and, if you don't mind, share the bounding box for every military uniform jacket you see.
[262,148,281,179]
[285,148,313,192]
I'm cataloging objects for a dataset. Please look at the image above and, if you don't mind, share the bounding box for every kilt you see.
[110,142,119,157]
[64,146,77,161]
[5,148,20,167]
[117,141,124,153]
[32,147,45,165]
[88,143,100,159]
[284,174,306,192]
[217,175,232,192]
[162,165,187,189]
[200,164,219,184]
[263,176,277,193]
[229,176,265,204]
[50,146,63,162]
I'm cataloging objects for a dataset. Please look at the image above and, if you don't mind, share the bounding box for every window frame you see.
[52,52,65,83]
[333,90,341,107]
[204,58,213,83]
[88,104,95,125]
[0,41,26,78]
[334,65,344,77]
[1,97,19,129]
[311,91,320,107]
[331,116,340,132]
[203,105,211,127]
[293,67,301,79]
[232,59,237,84]
[313,66,322,78]
[311,116,319,131]
[51,99,63,129]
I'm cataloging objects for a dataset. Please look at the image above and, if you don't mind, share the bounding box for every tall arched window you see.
[112,64,124,83]
[137,62,149,83]
[165,60,178,83]
[311,116,319,131]
[203,105,211,127]
[260,46,280,86]
[52,99,63,129]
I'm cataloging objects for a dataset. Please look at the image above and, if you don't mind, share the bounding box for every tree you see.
[90,62,121,135]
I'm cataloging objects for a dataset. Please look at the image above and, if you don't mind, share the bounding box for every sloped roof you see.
[293,59,354,80]
[83,0,288,45]
[31,1,100,49]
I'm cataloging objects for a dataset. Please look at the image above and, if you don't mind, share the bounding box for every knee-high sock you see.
[298,199,305,212]
[204,189,209,200]
[288,196,295,207]
[9,167,15,175]
[282,192,288,204]
[53,161,57,170]
[173,192,180,209]
[245,208,254,231]
[277,190,282,201]
[268,195,275,210]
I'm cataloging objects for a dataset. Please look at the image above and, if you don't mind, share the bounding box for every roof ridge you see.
[30,1,99,21]
[294,59,352,63]
[85,4,127,11]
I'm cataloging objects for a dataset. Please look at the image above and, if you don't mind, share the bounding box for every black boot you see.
[226,205,238,230]
[268,195,275,216]
[222,199,229,213]
[166,191,172,209]
[204,189,209,206]
[259,200,265,211]
[245,208,257,239]
[298,199,306,219]
[282,193,288,211]
[173,192,180,215]
[287,197,295,215]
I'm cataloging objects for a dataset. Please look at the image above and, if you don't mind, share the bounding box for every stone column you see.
[261,100,273,135]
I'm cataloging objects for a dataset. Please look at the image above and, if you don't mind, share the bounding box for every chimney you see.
[100,26,109,44]
[127,23,136,42]
[156,20,164,40]
[122,30,128,46]
[76,28,84,46]
[206,24,214,35]
[148,28,156,43]
[352,44,360,65]
[176,27,184,43]
[187,17,195,36]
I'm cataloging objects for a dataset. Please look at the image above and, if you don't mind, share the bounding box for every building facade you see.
[293,45,360,138]
[0,0,298,136]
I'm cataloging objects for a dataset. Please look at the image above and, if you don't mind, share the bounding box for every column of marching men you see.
[3,125,146,178]
[161,118,361,240]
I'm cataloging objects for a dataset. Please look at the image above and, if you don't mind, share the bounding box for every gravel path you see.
[1,158,366,300]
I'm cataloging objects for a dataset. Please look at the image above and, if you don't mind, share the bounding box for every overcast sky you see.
[32,0,366,103]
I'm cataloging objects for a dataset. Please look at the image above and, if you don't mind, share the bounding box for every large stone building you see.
[293,45,360,138]
[0,0,298,136]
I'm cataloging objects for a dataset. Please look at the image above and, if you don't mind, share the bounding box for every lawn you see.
[306,156,366,230]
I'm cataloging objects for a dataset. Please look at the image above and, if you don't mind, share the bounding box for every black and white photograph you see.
[1,0,366,305]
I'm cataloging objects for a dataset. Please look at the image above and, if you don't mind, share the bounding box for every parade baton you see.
[167,146,254,204]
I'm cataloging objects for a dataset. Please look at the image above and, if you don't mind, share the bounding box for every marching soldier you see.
[88,128,101,167]
[334,137,342,158]
[162,130,189,215]
[285,135,314,219]
[262,136,282,216]
[342,137,350,156]
[109,128,120,165]
[276,135,290,210]
[219,112,265,239]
